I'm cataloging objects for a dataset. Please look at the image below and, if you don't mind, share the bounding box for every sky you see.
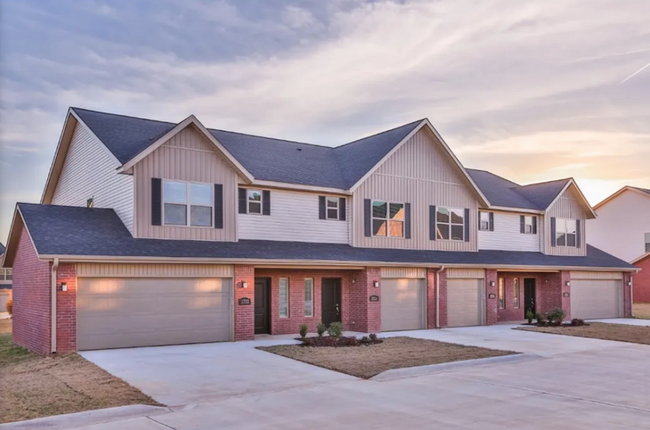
[1,0,649,242]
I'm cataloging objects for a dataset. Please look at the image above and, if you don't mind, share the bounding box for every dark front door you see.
[524,278,536,315]
[254,278,271,334]
[321,278,342,326]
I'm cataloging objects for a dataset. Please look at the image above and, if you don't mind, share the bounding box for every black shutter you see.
[238,188,247,214]
[339,197,346,221]
[214,184,223,229]
[319,196,326,219]
[520,215,525,234]
[489,212,494,231]
[532,216,537,234]
[464,208,470,242]
[550,217,557,247]
[151,178,162,226]
[429,205,437,240]
[404,203,411,239]
[364,199,371,237]
[262,190,271,215]
[576,219,581,248]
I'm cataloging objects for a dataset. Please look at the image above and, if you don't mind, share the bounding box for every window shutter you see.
[464,208,470,242]
[364,199,371,237]
[151,178,162,226]
[214,184,223,229]
[550,217,557,247]
[520,215,525,234]
[339,197,346,221]
[489,212,494,231]
[404,203,411,239]
[576,219,581,248]
[238,188,247,214]
[429,205,436,240]
[262,190,271,215]
[532,216,537,234]
[319,196,326,220]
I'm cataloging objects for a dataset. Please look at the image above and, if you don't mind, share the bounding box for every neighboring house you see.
[1,107,636,355]
[587,186,650,302]
[0,242,12,315]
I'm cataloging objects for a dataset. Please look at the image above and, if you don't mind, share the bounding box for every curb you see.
[371,353,543,382]
[0,405,171,430]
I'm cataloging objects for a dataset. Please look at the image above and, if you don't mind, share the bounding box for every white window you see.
[372,201,404,237]
[437,207,465,241]
[279,278,289,318]
[326,197,339,220]
[513,278,520,309]
[0,268,11,281]
[556,218,577,247]
[163,181,212,227]
[304,278,314,317]
[479,212,490,231]
[498,278,505,309]
[524,216,534,234]
[645,233,650,253]
[247,189,262,214]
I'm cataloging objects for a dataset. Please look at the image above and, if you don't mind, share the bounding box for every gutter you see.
[436,266,445,329]
[51,257,59,354]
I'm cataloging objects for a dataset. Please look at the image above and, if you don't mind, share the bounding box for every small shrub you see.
[534,312,544,324]
[299,324,308,339]
[360,336,370,345]
[6,298,12,315]
[369,333,377,341]
[525,310,534,324]
[571,318,585,327]
[327,321,343,337]
[316,321,326,337]
[347,336,359,346]
[547,307,566,324]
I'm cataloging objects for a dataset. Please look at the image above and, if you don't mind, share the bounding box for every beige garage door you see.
[571,279,622,320]
[381,279,425,331]
[447,279,484,327]
[77,277,232,350]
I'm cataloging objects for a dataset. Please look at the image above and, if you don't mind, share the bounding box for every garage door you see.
[77,277,232,350]
[571,279,622,320]
[447,279,484,327]
[381,279,425,331]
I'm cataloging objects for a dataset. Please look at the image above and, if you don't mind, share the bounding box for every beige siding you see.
[545,185,587,256]
[380,267,426,278]
[52,122,134,233]
[570,271,623,280]
[353,128,479,250]
[77,263,233,278]
[478,212,542,252]
[133,126,238,241]
[447,268,485,279]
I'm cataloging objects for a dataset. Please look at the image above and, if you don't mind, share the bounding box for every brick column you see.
[349,267,381,333]
[234,265,255,341]
[56,263,77,352]
[485,269,498,325]
[438,270,448,328]
[623,272,632,317]
[561,271,571,320]
[427,269,436,329]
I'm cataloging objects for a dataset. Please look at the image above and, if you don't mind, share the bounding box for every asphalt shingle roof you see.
[17,204,634,269]
[0,242,5,255]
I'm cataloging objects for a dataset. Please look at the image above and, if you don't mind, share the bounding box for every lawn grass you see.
[633,303,650,320]
[516,322,650,345]
[258,336,516,379]
[0,320,162,424]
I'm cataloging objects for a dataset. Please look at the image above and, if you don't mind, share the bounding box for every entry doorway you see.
[254,278,271,334]
[524,278,536,316]
[321,278,341,325]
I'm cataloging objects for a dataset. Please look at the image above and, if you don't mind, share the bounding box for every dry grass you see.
[517,322,650,345]
[633,303,650,320]
[0,320,161,424]
[258,336,516,379]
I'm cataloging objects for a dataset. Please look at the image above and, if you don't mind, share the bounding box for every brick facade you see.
[623,272,632,317]
[485,269,498,325]
[56,263,77,352]
[234,265,255,341]
[633,255,650,303]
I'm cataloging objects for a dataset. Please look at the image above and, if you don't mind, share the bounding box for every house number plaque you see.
[488,293,496,299]
[238,297,252,305]
[369,295,379,302]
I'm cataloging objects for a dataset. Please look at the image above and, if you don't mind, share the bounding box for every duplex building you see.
[1,108,635,354]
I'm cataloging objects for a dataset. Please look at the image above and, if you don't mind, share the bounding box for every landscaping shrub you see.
[327,321,343,337]
[369,333,378,341]
[534,312,544,324]
[525,310,534,324]
[360,335,370,344]
[571,318,585,326]
[547,307,566,324]
[301,335,382,348]
[5,298,11,316]
[299,324,308,339]
[316,321,326,337]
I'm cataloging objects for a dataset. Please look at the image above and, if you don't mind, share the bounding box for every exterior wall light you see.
[489,281,495,287]
[627,281,632,287]
[60,282,67,292]
[565,281,571,287]
[240,281,248,289]
[373,281,379,288]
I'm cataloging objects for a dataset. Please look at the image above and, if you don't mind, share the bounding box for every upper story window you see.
[0,268,11,281]
[645,233,650,252]
[522,215,536,234]
[372,201,404,237]
[436,207,464,241]
[326,197,339,220]
[163,180,212,227]
[555,218,577,247]
[247,189,262,214]
[479,212,491,231]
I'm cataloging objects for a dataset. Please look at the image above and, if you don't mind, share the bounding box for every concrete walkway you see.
[588,318,650,326]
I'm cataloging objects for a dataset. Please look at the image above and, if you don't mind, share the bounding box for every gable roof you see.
[594,185,650,210]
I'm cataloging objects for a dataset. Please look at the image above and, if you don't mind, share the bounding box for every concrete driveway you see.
[73,325,650,430]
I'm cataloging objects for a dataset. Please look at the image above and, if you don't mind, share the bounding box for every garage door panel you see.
[77,293,230,315]
[381,279,425,331]
[447,279,484,328]
[78,326,232,351]
[78,278,230,296]
[571,280,622,319]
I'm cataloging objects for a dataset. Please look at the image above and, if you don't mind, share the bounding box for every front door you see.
[321,278,341,326]
[524,278,536,315]
[254,278,271,334]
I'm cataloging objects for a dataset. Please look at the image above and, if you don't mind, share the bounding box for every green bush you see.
[327,321,343,337]
[525,310,534,324]
[547,307,566,324]
[316,321,326,337]
[534,312,544,324]
[299,323,308,339]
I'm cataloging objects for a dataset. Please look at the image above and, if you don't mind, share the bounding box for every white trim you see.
[489,206,545,215]
[594,186,650,211]
[435,206,466,242]
[162,179,213,227]
[325,197,340,220]
[371,200,405,238]
[304,278,314,317]
[279,277,289,318]
[545,179,597,219]
[41,109,76,204]
[631,252,650,264]
[252,180,350,195]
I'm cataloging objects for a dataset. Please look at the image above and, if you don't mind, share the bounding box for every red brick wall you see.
[496,273,537,322]
[12,229,51,355]
[538,272,562,316]
[633,256,650,303]
[560,271,571,319]
[56,264,77,352]
[485,269,498,325]
[623,272,632,317]
[426,269,436,329]
[234,265,255,341]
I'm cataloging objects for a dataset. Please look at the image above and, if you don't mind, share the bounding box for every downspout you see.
[630,275,634,315]
[51,258,59,354]
[436,266,445,329]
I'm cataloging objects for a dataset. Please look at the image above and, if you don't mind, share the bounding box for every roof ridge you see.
[71,107,176,126]
[518,177,572,188]
[209,128,331,148]
[334,119,424,150]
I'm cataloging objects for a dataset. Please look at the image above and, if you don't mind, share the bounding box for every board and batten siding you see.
[52,122,134,233]
[478,212,542,252]
[239,189,349,243]
[353,127,479,251]
[380,267,426,278]
[569,271,623,280]
[133,126,238,241]
[545,185,587,256]
[76,263,233,278]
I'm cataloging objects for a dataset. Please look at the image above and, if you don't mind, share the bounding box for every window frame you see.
[479,212,490,231]
[162,180,213,227]
[498,278,505,309]
[513,278,520,309]
[326,197,339,220]
[436,206,465,241]
[523,216,534,234]
[304,278,314,317]
[371,200,405,238]
[555,218,577,247]
[645,233,650,253]
[247,189,263,215]
[279,277,289,318]
[0,268,11,281]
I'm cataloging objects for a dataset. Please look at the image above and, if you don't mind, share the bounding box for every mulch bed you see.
[516,322,650,345]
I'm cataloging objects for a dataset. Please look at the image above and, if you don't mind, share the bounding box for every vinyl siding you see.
[52,122,134,233]
[239,189,349,243]
[446,268,485,279]
[133,126,238,241]
[478,212,541,252]
[77,263,233,278]
[570,271,623,280]
[380,267,426,278]
[353,128,478,251]
[545,185,588,256]
[587,190,650,262]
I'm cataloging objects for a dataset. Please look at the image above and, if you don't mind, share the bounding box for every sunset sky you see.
[1,0,649,242]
